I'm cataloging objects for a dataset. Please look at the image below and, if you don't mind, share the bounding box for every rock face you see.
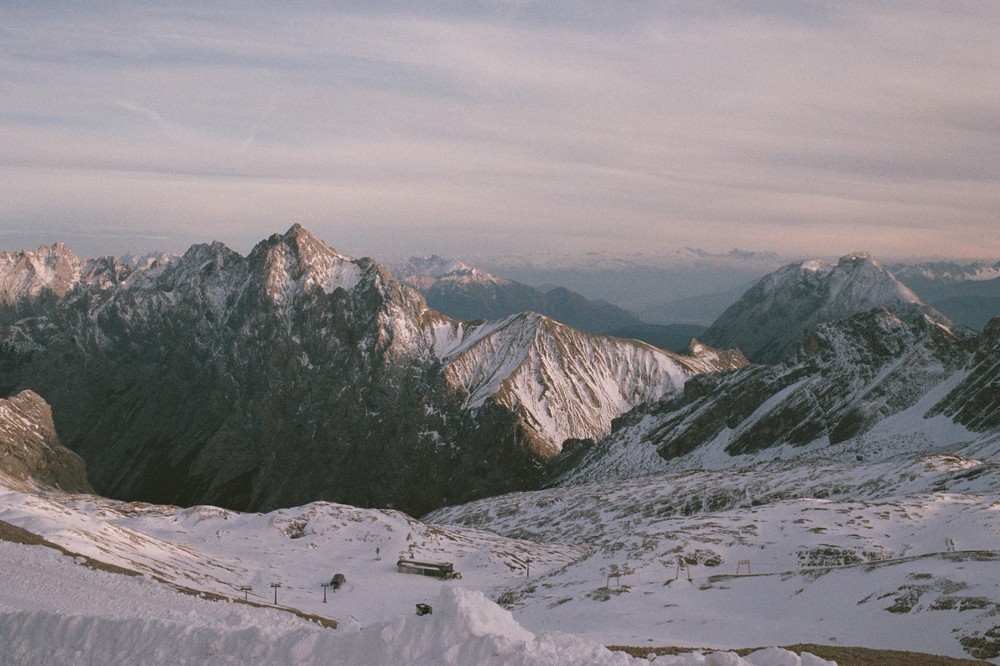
[559,309,985,484]
[439,313,745,457]
[929,317,1000,431]
[0,226,741,515]
[394,256,642,335]
[0,390,92,493]
[702,253,950,364]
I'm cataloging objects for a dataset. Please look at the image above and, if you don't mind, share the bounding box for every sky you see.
[1,1,998,261]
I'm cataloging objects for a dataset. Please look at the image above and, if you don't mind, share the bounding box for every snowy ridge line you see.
[435,309,735,455]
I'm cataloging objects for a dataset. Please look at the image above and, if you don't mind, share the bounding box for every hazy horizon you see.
[3,2,998,261]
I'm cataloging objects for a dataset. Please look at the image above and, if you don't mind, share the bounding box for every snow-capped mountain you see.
[0,226,740,515]
[118,250,177,272]
[394,255,643,335]
[4,237,1000,661]
[701,252,950,364]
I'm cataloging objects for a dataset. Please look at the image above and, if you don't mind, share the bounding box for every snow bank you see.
[338,588,834,666]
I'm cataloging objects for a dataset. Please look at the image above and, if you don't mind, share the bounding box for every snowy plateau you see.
[2,229,1000,664]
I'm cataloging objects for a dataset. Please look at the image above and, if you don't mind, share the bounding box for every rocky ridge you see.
[0,389,92,493]
[558,308,989,486]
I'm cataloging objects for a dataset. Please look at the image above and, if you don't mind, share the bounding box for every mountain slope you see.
[929,317,1000,431]
[439,313,744,457]
[702,253,950,364]
[557,309,982,486]
[0,472,840,666]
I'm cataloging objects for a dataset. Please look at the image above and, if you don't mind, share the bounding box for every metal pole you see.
[321,583,330,603]
[271,582,281,605]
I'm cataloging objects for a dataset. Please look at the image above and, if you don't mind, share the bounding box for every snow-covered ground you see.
[3,434,999,664]
[1,481,833,665]
[429,435,1000,663]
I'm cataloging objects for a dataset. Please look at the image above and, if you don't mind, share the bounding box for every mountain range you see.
[0,226,742,516]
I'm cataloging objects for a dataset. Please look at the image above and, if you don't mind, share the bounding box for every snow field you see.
[0,540,831,665]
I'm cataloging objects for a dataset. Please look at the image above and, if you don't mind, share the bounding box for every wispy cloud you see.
[1,2,998,259]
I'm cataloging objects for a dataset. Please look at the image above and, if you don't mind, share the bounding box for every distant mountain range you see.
[392,255,644,335]
[393,255,715,352]
[452,251,1000,332]
[889,261,1000,331]
[467,248,788,325]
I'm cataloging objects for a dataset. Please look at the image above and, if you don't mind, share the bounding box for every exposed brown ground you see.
[610,643,992,665]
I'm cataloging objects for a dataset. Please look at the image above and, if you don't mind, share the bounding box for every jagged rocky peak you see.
[0,241,85,305]
[248,224,363,302]
[0,390,93,493]
[701,251,949,364]
[80,256,134,290]
[154,240,244,291]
